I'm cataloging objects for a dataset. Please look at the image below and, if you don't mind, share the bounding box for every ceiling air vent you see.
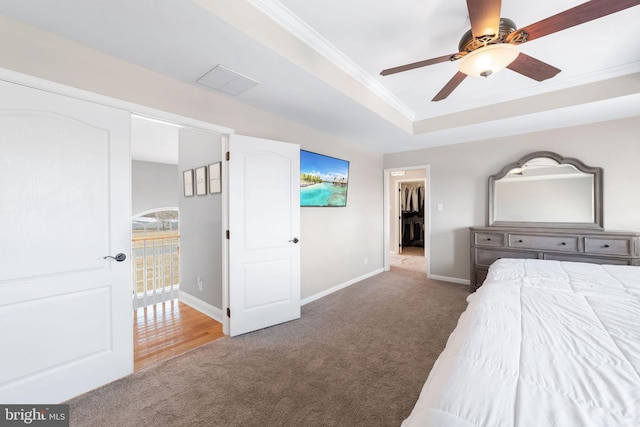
[197,64,260,96]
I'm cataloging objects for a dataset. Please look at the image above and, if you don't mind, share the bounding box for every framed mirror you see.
[489,151,603,229]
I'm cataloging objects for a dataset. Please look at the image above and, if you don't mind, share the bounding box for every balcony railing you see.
[131,232,180,309]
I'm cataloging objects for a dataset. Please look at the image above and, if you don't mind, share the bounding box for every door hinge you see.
[226,307,231,318]
[226,151,230,161]
[226,230,230,239]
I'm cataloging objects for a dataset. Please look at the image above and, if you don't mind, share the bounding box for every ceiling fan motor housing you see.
[457,18,521,52]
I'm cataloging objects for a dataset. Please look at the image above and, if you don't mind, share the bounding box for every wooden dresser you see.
[470,226,640,291]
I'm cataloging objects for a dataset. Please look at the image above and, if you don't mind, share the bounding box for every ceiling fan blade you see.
[518,0,640,42]
[466,0,502,38]
[432,71,467,102]
[507,53,561,81]
[380,53,456,76]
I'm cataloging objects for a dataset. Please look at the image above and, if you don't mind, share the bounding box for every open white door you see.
[0,80,132,403]
[227,135,300,336]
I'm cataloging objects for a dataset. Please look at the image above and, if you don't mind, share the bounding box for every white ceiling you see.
[0,0,639,155]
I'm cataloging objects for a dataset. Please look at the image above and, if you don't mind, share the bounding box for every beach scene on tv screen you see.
[300,150,349,207]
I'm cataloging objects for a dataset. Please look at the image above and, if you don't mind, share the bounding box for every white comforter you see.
[402,259,640,427]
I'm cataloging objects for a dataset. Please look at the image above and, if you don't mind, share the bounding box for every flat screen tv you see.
[300,150,349,207]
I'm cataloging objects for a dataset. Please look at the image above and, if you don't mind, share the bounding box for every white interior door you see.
[0,79,132,403]
[228,134,300,336]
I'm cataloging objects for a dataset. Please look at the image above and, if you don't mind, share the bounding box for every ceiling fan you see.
[380,0,640,101]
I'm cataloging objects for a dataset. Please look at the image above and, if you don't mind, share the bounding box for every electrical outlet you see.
[197,276,203,291]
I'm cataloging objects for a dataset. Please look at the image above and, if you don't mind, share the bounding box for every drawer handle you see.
[604,244,610,248]
[560,242,566,246]
[485,238,491,241]
[518,239,523,243]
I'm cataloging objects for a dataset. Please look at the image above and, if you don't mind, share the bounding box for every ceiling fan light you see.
[458,44,520,78]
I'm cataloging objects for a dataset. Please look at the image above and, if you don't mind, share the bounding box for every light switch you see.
[437,203,443,211]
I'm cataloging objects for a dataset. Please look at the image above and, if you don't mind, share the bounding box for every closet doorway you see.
[399,181,425,255]
[384,167,430,276]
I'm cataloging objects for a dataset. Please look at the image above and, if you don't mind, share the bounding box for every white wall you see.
[131,160,179,215]
[0,17,384,302]
[384,116,640,282]
[300,144,384,298]
[178,129,223,308]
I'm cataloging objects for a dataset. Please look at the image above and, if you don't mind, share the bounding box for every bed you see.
[402,258,640,427]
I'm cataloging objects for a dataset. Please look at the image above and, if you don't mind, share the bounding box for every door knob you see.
[104,253,127,262]
[289,238,299,244]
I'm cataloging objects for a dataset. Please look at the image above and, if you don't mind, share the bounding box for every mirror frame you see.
[488,151,603,229]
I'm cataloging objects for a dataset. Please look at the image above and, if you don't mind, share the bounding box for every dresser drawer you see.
[473,232,505,247]
[544,253,632,265]
[584,237,632,256]
[508,234,579,252]
[475,248,539,267]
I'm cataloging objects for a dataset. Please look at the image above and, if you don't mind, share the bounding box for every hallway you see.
[134,300,225,371]
[390,246,426,277]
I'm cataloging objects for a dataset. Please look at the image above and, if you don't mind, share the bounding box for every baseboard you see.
[429,274,470,286]
[178,291,224,323]
[301,268,385,306]
[178,269,458,317]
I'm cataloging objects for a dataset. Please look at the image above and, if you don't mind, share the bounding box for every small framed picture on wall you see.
[183,169,194,197]
[195,166,207,196]
[208,162,221,194]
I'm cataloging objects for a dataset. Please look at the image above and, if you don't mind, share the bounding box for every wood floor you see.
[134,300,225,372]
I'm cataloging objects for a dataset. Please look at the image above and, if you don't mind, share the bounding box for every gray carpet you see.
[67,263,470,426]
